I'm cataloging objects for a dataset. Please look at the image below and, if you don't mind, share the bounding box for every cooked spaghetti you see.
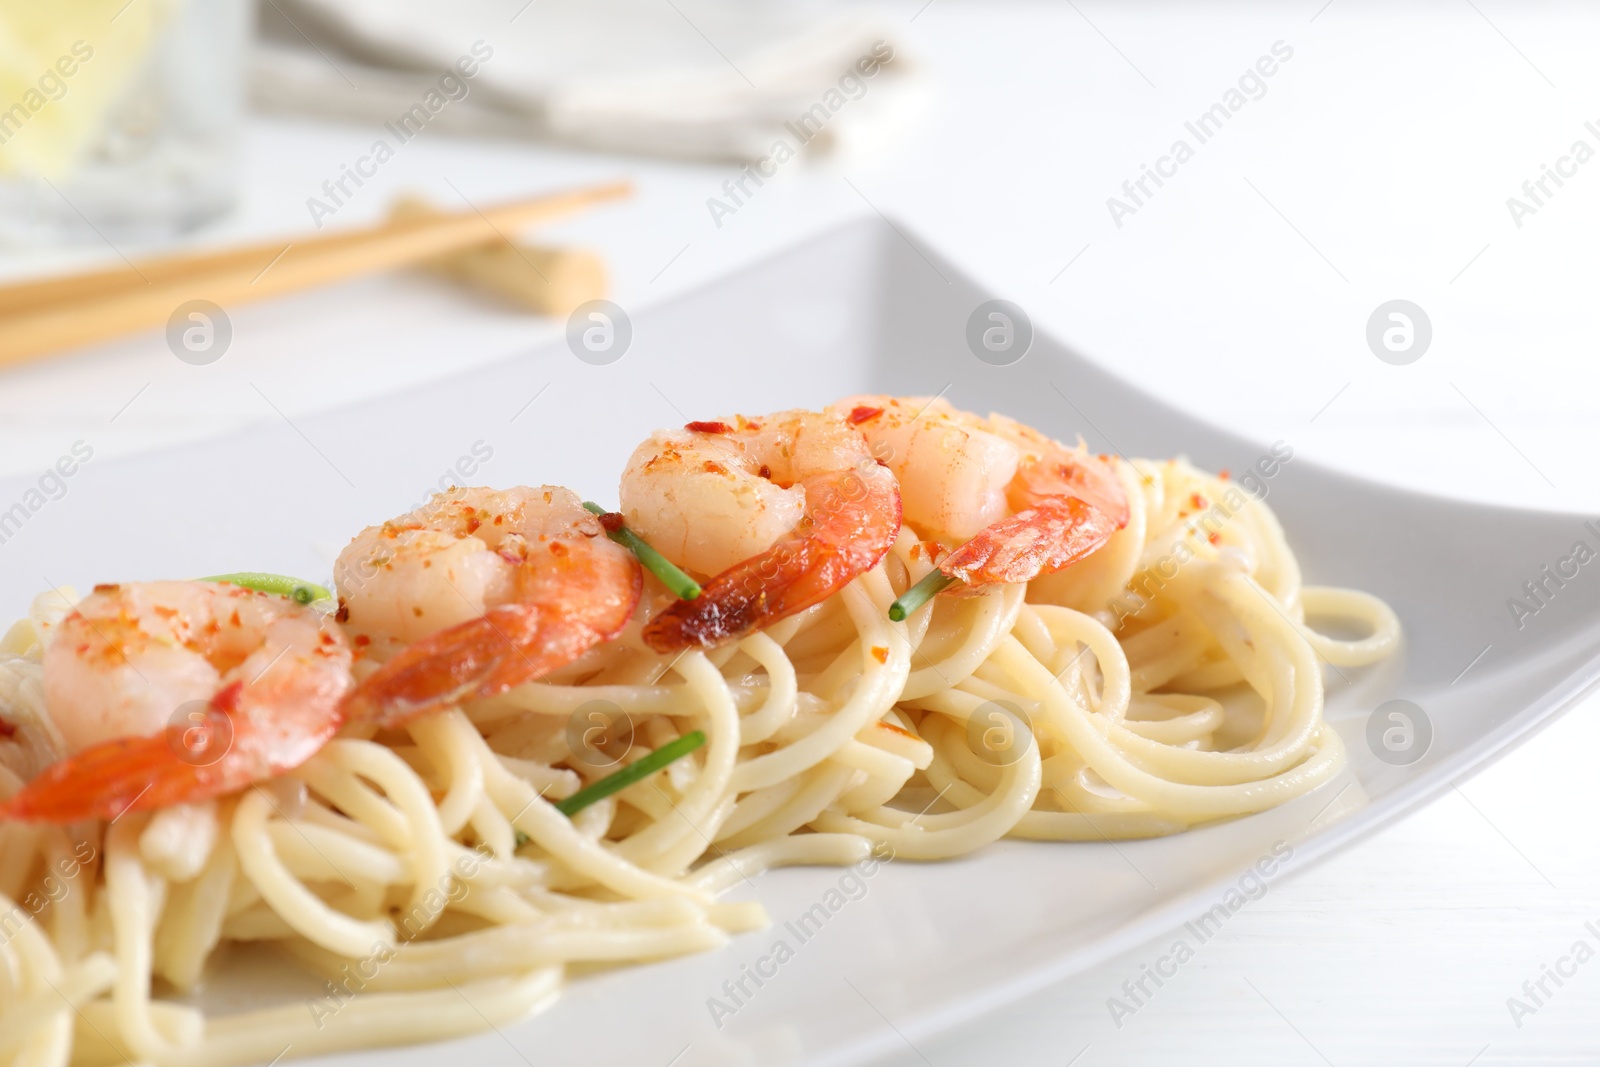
[0,397,1398,1067]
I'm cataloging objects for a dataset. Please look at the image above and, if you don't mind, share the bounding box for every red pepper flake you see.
[212,680,244,713]
[1207,532,1222,545]
[704,460,728,475]
[353,634,371,647]
[877,721,916,740]
[758,464,772,480]
[848,405,884,425]
[1218,469,1231,480]
[870,645,888,664]
[0,719,15,739]
[686,420,731,434]
[598,512,625,534]
[1190,493,1209,510]
[549,541,569,557]
[93,583,119,593]
[909,543,923,560]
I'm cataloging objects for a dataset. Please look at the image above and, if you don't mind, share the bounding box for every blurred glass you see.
[0,0,250,245]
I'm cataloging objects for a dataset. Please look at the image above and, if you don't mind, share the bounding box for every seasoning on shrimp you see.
[335,485,642,727]
[620,408,902,651]
[0,580,354,823]
[833,394,1128,603]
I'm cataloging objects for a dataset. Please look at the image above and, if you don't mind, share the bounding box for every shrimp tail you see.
[0,690,341,824]
[344,580,641,729]
[938,495,1118,591]
[644,467,901,651]
[642,539,830,651]
[0,734,213,822]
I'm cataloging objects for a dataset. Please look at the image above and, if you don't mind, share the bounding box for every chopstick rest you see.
[390,198,607,316]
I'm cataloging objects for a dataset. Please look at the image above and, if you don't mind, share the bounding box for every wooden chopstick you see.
[0,180,631,366]
[0,179,630,316]
[0,229,402,317]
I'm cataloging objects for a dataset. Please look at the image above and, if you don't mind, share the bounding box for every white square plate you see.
[4,218,1598,1067]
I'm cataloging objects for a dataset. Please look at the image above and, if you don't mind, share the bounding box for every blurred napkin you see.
[253,0,924,161]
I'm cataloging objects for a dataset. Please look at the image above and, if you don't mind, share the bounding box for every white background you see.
[2,1,1599,1063]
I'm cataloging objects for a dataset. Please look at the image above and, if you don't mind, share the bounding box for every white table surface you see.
[3,1,1599,1063]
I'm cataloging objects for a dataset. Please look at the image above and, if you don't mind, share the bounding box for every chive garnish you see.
[202,572,333,606]
[554,731,707,817]
[888,569,959,622]
[582,501,701,600]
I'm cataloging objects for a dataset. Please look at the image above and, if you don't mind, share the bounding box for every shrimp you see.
[335,486,642,726]
[831,396,1128,591]
[620,410,901,651]
[0,581,353,823]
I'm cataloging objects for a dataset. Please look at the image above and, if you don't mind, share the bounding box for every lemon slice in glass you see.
[0,0,183,178]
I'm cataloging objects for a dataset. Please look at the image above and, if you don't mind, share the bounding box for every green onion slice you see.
[888,569,959,622]
[554,731,707,817]
[582,501,701,600]
[202,572,333,606]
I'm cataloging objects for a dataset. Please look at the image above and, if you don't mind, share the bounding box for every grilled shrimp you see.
[336,486,642,726]
[832,396,1128,591]
[620,410,902,651]
[0,581,353,823]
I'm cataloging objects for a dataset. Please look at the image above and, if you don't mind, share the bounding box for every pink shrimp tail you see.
[0,686,343,824]
[644,465,902,651]
[344,573,642,729]
[938,496,1118,590]
[1,733,225,823]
